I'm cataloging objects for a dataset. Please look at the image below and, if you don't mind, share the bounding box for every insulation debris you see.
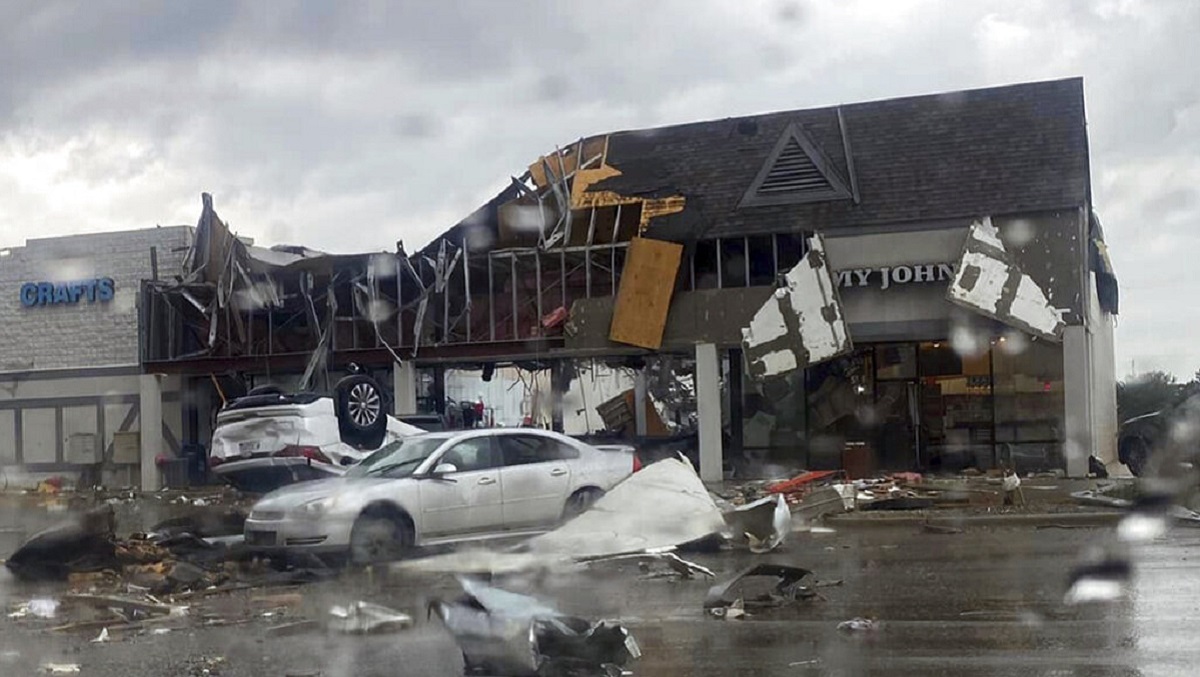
[742,233,852,379]
[527,457,727,559]
[946,217,1067,341]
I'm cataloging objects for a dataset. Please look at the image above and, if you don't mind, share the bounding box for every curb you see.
[825,510,1123,528]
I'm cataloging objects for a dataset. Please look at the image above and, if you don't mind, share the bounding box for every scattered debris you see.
[922,523,964,535]
[584,550,715,580]
[859,497,935,512]
[266,619,321,637]
[1002,470,1026,506]
[63,593,185,618]
[432,578,640,677]
[5,505,117,581]
[837,617,879,633]
[9,598,59,619]
[704,564,814,613]
[91,627,110,643]
[1071,489,1134,510]
[328,601,413,635]
[724,494,792,553]
[40,664,81,675]
[767,471,840,497]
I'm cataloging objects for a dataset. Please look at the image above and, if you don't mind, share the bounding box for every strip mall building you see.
[0,77,1119,487]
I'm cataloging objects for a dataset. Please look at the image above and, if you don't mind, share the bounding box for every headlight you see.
[295,496,336,519]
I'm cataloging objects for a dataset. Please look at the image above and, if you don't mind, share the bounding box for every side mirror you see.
[433,462,458,476]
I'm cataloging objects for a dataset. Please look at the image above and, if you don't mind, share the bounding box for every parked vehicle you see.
[1118,392,1200,476]
[243,428,641,563]
[209,370,424,493]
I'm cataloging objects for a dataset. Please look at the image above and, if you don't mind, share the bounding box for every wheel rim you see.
[348,383,381,426]
[353,520,398,563]
[568,490,600,516]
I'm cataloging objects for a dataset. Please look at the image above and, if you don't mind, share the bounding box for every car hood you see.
[253,477,414,511]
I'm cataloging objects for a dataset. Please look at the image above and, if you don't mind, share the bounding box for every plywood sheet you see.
[609,237,683,349]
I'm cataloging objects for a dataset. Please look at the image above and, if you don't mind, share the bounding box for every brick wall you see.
[0,226,193,371]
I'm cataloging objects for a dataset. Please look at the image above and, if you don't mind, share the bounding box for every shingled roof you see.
[587,77,1090,241]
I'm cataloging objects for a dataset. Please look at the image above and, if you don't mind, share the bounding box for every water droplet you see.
[1118,512,1167,542]
[1064,556,1131,605]
[1064,577,1126,605]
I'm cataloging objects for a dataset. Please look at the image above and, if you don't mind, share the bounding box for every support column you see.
[393,362,418,416]
[634,369,648,437]
[696,342,723,483]
[1063,325,1092,478]
[139,374,164,492]
[432,367,446,417]
[728,348,744,463]
[551,361,570,433]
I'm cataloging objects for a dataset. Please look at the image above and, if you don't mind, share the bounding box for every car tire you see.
[562,487,605,521]
[335,374,387,449]
[349,511,412,565]
[1123,437,1150,477]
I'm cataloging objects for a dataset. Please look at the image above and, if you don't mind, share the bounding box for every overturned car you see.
[209,369,424,492]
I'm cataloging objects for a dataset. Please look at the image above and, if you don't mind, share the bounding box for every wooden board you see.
[608,237,683,349]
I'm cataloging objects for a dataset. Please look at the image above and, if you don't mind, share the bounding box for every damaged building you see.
[0,227,194,486]
[138,76,1118,485]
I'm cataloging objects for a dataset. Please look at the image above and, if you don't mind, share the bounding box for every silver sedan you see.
[243,428,639,563]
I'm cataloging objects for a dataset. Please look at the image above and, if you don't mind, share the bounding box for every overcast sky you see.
[0,0,1195,378]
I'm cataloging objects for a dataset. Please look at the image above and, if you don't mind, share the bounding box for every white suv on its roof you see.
[208,371,424,493]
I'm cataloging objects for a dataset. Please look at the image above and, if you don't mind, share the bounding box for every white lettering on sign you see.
[833,263,957,290]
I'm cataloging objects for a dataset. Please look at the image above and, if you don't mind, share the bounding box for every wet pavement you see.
[1,501,1197,676]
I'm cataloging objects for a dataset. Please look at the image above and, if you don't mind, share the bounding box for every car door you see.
[417,436,504,538]
[497,433,577,529]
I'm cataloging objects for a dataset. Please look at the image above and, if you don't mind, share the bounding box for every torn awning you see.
[741,233,852,379]
[946,217,1067,341]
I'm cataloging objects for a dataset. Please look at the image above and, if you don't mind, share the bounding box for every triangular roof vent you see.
[740,122,853,207]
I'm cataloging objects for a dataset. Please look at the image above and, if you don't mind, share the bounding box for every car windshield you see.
[344,436,447,478]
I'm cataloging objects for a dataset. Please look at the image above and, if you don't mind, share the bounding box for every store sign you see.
[19,278,115,307]
[834,263,956,290]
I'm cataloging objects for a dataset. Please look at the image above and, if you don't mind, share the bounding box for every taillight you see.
[208,456,224,468]
[632,453,643,473]
[275,446,333,465]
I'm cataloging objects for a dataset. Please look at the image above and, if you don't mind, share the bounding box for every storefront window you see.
[875,344,917,380]
[992,336,1065,471]
[917,342,994,471]
[805,349,875,469]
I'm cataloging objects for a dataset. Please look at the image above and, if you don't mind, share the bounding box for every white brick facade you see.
[0,226,193,371]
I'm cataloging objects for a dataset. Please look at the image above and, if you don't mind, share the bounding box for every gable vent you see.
[740,122,854,208]
[758,139,831,194]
